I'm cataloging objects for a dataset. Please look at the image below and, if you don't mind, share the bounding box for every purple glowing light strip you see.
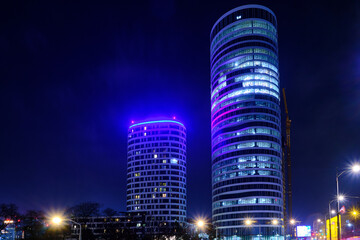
[129,120,184,128]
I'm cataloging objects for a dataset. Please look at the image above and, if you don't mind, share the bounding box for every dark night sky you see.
[1,0,360,224]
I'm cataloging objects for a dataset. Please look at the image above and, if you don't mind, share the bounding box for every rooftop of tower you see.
[129,119,185,128]
[210,4,277,35]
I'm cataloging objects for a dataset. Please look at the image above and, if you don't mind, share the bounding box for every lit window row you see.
[254,67,278,78]
[235,73,278,86]
[212,60,279,85]
[128,187,186,195]
[212,54,278,79]
[211,87,279,110]
[213,162,281,176]
[213,128,280,145]
[212,49,278,84]
[213,197,282,208]
[212,48,254,74]
[213,170,281,183]
[212,55,255,78]
[130,170,186,178]
[213,156,281,170]
[242,80,279,93]
[128,182,184,189]
[129,153,185,161]
[129,149,185,156]
[213,141,281,158]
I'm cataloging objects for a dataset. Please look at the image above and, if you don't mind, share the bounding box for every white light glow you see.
[352,164,360,173]
[52,217,62,225]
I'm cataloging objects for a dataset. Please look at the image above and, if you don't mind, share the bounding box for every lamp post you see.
[244,219,260,240]
[335,164,360,240]
[272,219,280,240]
[289,218,296,238]
[329,199,339,240]
[52,216,82,240]
[195,218,206,240]
[289,219,301,240]
[196,220,205,229]
[324,216,327,239]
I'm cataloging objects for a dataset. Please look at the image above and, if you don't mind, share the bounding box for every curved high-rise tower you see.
[210,5,284,240]
[127,120,187,234]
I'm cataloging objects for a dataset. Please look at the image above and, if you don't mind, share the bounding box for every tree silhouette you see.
[103,208,118,216]
[0,203,19,219]
[67,202,100,218]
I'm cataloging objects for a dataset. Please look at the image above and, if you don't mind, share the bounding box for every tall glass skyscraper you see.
[210,5,283,240]
[127,120,187,234]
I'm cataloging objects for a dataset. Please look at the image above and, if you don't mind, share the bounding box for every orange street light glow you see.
[197,220,205,228]
[272,219,279,225]
[52,216,62,225]
[245,219,253,225]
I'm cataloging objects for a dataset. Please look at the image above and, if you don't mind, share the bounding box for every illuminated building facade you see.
[210,5,284,240]
[127,120,187,233]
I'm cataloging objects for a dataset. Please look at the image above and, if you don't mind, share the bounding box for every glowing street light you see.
[290,219,296,225]
[334,163,360,240]
[50,215,82,240]
[244,219,262,237]
[244,219,253,226]
[337,195,345,201]
[272,219,279,225]
[52,217,62,225]
[331,210,336,215]
[352,164,360,173]
[196,220,205,228]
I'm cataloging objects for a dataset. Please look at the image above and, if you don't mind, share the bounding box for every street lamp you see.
[272,219,280,240]
[196,220,205,229]
[352,164,360,173]
[52,217,62,225]
[51,216,82,240]
[289,219,299,239]
[244,219,253,226]
[244,219,262,239]
[335,163,360,240]
[337,195,345,202]
[328,199,340,240]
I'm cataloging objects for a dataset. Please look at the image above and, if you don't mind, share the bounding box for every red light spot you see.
[131,121,134,124]
[173,116,176,119]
